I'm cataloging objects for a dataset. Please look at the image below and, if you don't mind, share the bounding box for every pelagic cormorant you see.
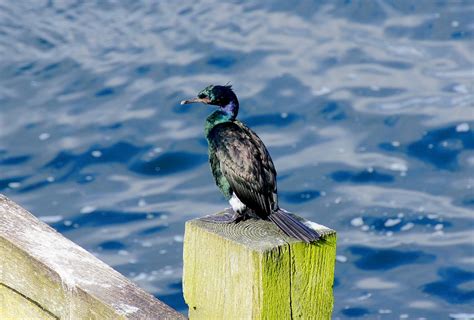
[181,85,319,243]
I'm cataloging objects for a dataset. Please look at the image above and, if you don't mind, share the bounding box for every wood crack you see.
[287,241,294,320]
[0,282,59,319]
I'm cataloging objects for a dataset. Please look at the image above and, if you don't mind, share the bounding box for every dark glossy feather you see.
[269,209,320,243]
[208,121,277,218]
[194,85,320,242]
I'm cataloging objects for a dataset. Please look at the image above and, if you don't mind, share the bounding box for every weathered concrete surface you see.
[183,211,337,320]
[0,195,185,320]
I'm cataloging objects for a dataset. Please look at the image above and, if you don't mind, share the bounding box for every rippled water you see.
[1,1,473,318]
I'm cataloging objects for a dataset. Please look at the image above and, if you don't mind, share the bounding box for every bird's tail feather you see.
[268,209,320,243]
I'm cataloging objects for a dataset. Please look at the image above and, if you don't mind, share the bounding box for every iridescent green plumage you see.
[181,85,319,243]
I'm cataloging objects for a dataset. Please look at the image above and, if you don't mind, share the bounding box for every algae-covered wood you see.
[183,211,337,319]
[0,195,185,320]
[0,283,57,319]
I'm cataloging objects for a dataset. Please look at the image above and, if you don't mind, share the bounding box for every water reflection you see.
[1,0,473,317]
[422,267,474,304]
[349,246,436,270]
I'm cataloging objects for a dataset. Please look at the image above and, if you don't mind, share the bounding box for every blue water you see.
[1,1,473,318]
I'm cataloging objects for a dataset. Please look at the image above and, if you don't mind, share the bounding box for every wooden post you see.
[183,211,337,319]
[0,195,185,320]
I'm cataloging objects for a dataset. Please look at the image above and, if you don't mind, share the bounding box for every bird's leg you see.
[237,208,255,221]
[201,193,251,224]
[200,207,243,224]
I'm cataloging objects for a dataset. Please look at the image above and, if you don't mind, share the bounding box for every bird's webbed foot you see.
[200,208,244,224]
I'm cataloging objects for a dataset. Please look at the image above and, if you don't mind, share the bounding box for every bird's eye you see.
[198,93,206,99]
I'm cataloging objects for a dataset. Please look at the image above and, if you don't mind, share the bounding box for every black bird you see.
[181,85,319,243]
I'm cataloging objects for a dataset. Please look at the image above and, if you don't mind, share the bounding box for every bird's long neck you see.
[205,100,239,136]
[221,100,239,120]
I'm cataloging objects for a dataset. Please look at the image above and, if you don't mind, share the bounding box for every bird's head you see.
[181,84,239,109]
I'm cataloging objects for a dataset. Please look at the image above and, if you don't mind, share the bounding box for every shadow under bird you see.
[181,85,319,243]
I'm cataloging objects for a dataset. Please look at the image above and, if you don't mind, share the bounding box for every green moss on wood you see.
[0,284,57,320]
[183,212,337,319]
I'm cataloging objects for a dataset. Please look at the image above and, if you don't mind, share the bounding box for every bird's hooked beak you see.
[180,97,211,105]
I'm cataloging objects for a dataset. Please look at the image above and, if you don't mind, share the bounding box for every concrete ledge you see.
[0,195,185,320]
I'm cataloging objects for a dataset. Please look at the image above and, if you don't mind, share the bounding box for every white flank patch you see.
[229,193,246,213]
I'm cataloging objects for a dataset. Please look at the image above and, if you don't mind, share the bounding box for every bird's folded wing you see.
[209,122,276,214]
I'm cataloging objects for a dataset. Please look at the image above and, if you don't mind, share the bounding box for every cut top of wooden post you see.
[189,211,335,251]
[183,211,337,320]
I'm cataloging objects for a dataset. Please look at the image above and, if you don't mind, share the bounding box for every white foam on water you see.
[350,217,364,227]
[384,218,401,227]
[456,123,470,132]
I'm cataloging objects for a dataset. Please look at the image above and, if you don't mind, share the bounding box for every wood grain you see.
[0,194,185,320]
